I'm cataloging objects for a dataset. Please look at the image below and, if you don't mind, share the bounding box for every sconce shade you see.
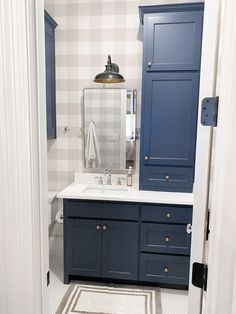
[94,55,125,83]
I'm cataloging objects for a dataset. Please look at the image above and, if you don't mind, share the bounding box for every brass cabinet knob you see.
[166,213,171,218]
[165,236,170,242]
[148,62,152,67]
[165,175,170,181]
[96,225,101,230]
[102,225,107,230]
[144,156,149,160]
[164,267,169,273]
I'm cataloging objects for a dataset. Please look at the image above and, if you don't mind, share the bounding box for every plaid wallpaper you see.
[45,0,200,191]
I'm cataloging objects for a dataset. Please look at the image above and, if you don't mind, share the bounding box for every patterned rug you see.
[56,283,162,314]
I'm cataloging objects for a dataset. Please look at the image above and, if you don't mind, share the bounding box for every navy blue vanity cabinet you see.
[64,199,192,288]
[63,200,139,283]
[45,11,57,140]
[139,4,204,192]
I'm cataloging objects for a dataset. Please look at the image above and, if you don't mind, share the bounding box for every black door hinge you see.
[206,210,210,241]
[47,270,50,286]
[201,96,219,127]
[192,262,208,291]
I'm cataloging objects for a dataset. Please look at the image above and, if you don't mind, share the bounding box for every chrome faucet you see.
[104,169,112,185]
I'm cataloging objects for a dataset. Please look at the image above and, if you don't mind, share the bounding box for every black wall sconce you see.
[94,55,125,83]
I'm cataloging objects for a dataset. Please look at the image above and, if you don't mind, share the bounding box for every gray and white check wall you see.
[45,0,200,191]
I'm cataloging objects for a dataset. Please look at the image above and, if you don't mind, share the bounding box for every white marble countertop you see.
[57,182,194,206]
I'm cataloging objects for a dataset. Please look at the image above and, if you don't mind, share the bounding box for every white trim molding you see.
[188,0,222,313]
[205,0,236,312]
[0,0,48,313]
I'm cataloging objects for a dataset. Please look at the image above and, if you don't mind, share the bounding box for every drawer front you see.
[142,204,192,224]
[141,166,194,192]
[64,200,139,221]
[141,223,191,255]
[140,253,190,286]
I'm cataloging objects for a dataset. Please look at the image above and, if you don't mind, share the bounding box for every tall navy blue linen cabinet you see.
[139,3,204,192]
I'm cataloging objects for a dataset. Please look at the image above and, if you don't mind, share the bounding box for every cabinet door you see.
[144,11,203,71]
[64,218,102,278]
[141,72,199,167]
[45,12,57,140]
[102,221,138,280]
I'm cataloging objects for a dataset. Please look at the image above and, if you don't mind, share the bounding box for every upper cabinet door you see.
[144,11,203,71]
[141,72,199,167]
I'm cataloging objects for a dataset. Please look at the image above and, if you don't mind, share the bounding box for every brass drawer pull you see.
[164,267,169,273]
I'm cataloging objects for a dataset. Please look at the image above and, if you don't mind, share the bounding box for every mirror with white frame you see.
[83,88,136,172]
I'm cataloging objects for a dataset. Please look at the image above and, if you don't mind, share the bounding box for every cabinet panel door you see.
[141,223,191,255]
[141,72,199,167]
[144,11,203,71]
[45,13,57,140]
[140,253,190,286]
[102,221,138,280]
[64,218,101,278]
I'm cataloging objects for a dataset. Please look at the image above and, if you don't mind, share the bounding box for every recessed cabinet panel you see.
[144,11,203,71]
[140,253,190,286]
[65,219,102,278]
[142,72,199,167]
[102,221,139,280]
[141,223,191,255]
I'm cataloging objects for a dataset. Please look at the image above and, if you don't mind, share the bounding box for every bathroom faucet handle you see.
[117,177,125,186]
[94,176,104,185]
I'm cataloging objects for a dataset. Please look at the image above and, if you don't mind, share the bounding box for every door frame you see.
[0,0,49,313]
[31,0,221,314]
[189,0,222,313]
[204,0,236,312]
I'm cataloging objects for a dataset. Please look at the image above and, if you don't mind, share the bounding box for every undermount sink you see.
[81,185,130,195]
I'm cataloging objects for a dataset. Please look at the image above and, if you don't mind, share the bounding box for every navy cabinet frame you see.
[45,11,57,140]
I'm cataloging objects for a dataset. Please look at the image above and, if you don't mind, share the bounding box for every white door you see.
[202,0,236,312]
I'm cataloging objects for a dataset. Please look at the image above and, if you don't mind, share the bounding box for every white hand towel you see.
[85,122,101,168]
